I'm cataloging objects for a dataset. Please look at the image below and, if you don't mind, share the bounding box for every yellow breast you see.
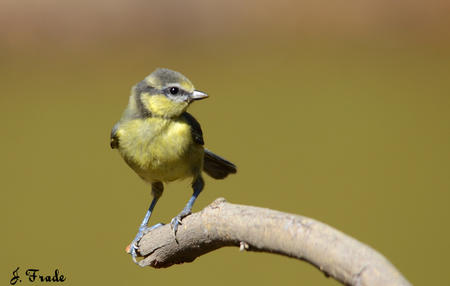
[116,117,203,182]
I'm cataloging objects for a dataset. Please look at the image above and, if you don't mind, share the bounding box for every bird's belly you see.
[130,146,200,182]
[117,119,203,182]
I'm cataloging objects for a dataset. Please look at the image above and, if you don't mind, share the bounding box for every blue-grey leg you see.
[170,176,204,236]
[129,181,164,263]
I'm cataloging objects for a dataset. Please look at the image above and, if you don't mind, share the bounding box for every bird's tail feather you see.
[203,148,237,179]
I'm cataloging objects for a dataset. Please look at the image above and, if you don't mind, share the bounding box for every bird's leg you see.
[129,181,164,263]
[170,176,204,236]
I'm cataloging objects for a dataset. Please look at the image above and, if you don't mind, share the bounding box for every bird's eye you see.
[169,87,179,95]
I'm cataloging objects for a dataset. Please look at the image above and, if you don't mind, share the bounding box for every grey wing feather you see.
[181,112,204,145]
[110,123,120,149]
[203,148,237,179]
[181,112,237,179]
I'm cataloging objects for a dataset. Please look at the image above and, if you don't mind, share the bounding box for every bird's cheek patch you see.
[146,94,188,117]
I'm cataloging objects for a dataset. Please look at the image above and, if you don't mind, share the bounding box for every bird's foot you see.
[128,223,163,264]
[170,210,191,236]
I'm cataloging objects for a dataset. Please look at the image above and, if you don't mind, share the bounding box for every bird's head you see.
[133,68,208,118]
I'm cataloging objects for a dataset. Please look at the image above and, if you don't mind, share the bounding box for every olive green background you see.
[1,1,450,285]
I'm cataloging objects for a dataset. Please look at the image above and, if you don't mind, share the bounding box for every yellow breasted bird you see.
[110,68,236,263]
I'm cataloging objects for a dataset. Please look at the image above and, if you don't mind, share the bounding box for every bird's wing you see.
[203,148,237,179]
[181,112,204,146]
[110,123,120,149]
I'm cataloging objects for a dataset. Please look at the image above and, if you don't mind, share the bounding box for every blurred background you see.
[1,0,449,285]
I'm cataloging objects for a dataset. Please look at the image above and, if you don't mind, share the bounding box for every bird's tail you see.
[203,148,237,179]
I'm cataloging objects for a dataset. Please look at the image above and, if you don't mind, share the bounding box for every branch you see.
[135,198,411,286]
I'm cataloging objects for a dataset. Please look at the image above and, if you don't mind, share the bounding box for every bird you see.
[110,68,237,263]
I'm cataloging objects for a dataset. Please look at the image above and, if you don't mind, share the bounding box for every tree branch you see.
[135,198,411,286]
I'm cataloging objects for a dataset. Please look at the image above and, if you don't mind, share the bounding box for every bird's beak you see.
[190,90,209,101]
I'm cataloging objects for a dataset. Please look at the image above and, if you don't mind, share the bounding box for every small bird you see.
[110,68,236,263]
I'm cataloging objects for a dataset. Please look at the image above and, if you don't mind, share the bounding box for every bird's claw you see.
[129,242,139,263]
[128,223,164,264]
[170,211,191,236]
[170,216,182,235]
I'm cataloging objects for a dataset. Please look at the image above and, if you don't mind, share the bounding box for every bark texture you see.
[136,198,411,286]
